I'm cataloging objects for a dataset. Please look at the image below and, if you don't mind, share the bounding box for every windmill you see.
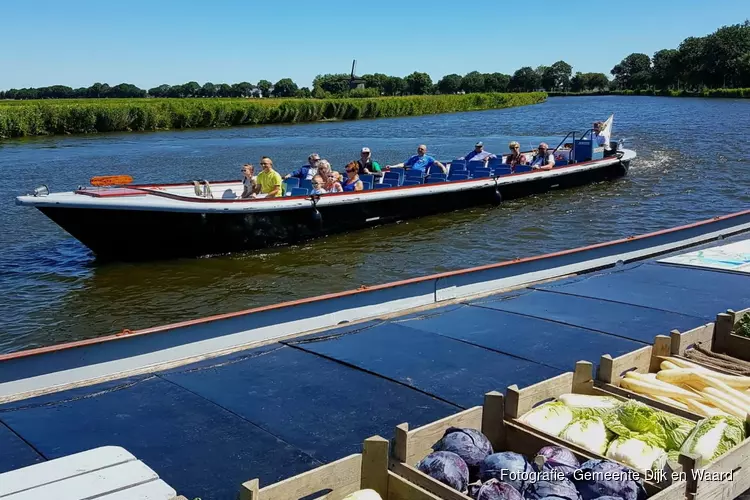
[349,60,365,90]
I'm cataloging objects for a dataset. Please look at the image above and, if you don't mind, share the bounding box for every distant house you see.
[250,88,263,98]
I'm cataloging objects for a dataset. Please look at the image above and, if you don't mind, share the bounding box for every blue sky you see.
[1,0,747,91]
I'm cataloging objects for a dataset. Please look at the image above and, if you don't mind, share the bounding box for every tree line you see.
[1,20,747,100]
[610,20,750,90]
[0,64,609,101]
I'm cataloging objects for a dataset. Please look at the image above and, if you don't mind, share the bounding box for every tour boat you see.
[16,118,634,261]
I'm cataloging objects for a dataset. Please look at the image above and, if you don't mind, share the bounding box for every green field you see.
[0,93,547,139]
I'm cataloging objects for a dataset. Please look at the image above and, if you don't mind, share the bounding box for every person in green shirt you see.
[254,156,282,198]
[357,147,382,177]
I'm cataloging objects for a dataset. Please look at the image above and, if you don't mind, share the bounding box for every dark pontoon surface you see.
[2,231,750,499]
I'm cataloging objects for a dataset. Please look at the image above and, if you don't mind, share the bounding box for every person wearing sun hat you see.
[461,141,496,163]
[357,147,382,176]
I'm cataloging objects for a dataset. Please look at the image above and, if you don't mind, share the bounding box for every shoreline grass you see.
[0,93,546,139]
[548,89,749,98]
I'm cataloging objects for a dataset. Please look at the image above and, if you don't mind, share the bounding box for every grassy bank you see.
[0,92,546,139]
[548,88,749,98]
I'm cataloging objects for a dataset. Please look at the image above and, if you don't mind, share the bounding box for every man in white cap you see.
[357,147,382,177]
[530,143,555,170]
[284,153,320,181]
[461,141,496,163]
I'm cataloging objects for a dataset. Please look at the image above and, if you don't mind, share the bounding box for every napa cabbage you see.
[559,393,621,418]
[519,401,573,437]
[656,412,695,451]
[606,437,667,474]
[560,416,613,454]
[603,400,668,450]
[679,415,745,466]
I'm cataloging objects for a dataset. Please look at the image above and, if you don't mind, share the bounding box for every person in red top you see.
[505,141,527,168]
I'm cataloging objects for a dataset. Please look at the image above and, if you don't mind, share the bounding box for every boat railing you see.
[552,131,577,163]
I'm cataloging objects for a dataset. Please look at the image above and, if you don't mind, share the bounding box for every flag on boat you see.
[600,114,613,149]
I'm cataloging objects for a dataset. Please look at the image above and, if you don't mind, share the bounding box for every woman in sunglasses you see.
[504,141,527,168]
[342,161,364,192]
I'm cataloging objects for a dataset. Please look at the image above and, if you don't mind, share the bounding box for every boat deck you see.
[2,232,750,499]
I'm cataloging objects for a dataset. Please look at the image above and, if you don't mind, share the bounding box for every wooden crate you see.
[392,391,686,500]
[505,361,695,489]
[592,349,750,500]
[678,434,750,500]
[669,320,750,376]
[239,435,442,500]
[597,335,705,420]
[713,307,750,360]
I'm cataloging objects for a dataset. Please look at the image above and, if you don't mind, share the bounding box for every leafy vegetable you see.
[655,412,695,451]
[475,479,523,500]
[679,415,746,466]
[433,427,493,470]
[524,477,581,500]
[559,393,621,418]
[560,416,612,455]
[735,315,750,338]
[571,459,648,500]
[417,451,469,493]
[534,446,580,478]
[604,400,659,435]
[605,437,667,474]
[603,400,668,450]
[479,452,532,493]
[519,401,574,436]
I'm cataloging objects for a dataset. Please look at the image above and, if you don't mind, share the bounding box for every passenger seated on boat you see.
[325,170,344,193]
[357,147,382,176]
[240,164,257,199]
[342,161,364,192]
[505,141,527,168]
[387,145,446,175]
[311,175,328,195]
[460,142,496,163]
[316,159,331,181]
[283,153,319,181]
[530,143,555,171]
[593,121,616,157]
[592,122,608,148]
[317,160,342,193]
[255,157,283,197]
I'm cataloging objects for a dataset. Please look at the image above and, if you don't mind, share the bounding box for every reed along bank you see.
[0,92,547,139]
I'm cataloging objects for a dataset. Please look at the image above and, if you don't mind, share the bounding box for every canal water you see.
[1,95,748,353]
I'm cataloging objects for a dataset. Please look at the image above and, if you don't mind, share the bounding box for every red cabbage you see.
[434,427,494,469]
[571,459,647,500]
[479,452,533,493]
[535,446,580,478]
[524,477,582,500]
[476,479,524,500]
[417,451,469,493]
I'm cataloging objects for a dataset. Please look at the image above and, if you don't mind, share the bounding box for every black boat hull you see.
[39,159,630,261]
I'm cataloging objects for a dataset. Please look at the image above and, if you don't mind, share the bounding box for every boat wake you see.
[628,149,675,172]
